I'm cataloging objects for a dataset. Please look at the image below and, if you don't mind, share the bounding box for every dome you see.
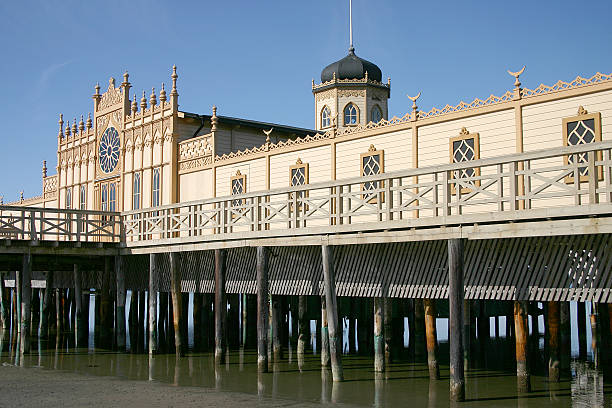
[321,47,382,83]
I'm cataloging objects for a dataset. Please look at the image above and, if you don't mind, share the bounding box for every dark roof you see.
[179,111,315,137]
[321,47,382,83]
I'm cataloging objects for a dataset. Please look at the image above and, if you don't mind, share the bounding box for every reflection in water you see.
[1,333,611,407]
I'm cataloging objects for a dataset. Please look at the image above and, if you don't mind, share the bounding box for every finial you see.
[332,72,336,81]
[211,105,218,132]
[578,106,588,115]
[0,196,3,205]
[42,160,47,178]
[78,115,85,133]
[65,120,71,137]
[140,90,147,110]
[263,128,273,144]
[94,82,100,97]
[20,191,24,202]
[296,157,303,165]
[364,71,368,81]
[86,113,92,130]
[171,65,178,96]
[150,87,157,107]
[368,144,376,152]
[460,127,469,135]
[109,77,116,88]
[159,83,167,103]
[131,96,138,114]
[312,78,315,88]
[72,118,77,135]
[235,169,242,177]
[407,92,421,121]
[387,77,391,86]
[508,66,526,88]
[122,70,129,86]
[58,113,64,137]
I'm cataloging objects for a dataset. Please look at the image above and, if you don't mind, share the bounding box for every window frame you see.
[230,170,247,217]
[79,185,86,211]
[65,187,72,209]
[370,105,383,124]
[289,158,309,213]
[152,168,161,207]
[449,128,481,195]
[360,145,385,203]
[343,103,359,126]
[321,105,332,129]
[133,172,141,210]
[562,107,602,183]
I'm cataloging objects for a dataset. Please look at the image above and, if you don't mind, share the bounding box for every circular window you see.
[99,127,120,173]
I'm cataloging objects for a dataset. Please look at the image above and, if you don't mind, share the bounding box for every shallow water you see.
[1,333,611,407]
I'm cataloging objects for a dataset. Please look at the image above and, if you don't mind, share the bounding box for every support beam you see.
[322,245,343,382]
[374,297,385,372]
[548,301,560,382]
[214,249,227,363]
[74,264,84,348]
[448,238,465,402]
[170,252,184,357]
[256,246,269,372]
[514,300,530,392]
[424,298,440,380]
[148,254,158,354]
[320,295,330,367]
[20,252,32,354]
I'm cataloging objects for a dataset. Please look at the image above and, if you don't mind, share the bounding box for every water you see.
[1,331,611,407]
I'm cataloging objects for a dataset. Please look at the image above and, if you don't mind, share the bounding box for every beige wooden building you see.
[7,47,612,217]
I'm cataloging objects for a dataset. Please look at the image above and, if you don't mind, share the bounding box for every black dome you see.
[321,48,382,83]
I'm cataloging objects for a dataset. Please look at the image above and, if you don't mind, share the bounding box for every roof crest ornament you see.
[508,65,526,100]
[407,92,421,121]
[263,128,273,144]
[577,106,588,115]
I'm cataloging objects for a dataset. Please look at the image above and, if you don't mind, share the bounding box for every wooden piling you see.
[170,252,184,357]
[241,293,247,347]
[384,297,392,366]
[322,245,343,382]
[271,295,283,361]
[514,300,530,392]
[0,272,8,331]
[128,290,138,352]
[56,288,63,336]
[99,258,112,349]
[374,297,385,372]
[20,252,32,354]
[214,249,227,363]
[577,301,587,359]
[148,254,158,354]
[414,298,426,360]
[448,238,465,402]
[229,294,240,349]
[158,292,169,352]
[247,294,257,349]
[560,302,570,374]
[256,246,269,372]
[193,293,203,351]
[321,295,330,367]
[424,298,440,380]
[463,300,471,369]
[74,264,84,347]
[547,301,560,382]
[348,298,356,354]
[297,295,307,357]
[16,269,21,335]
[115,256,126,351]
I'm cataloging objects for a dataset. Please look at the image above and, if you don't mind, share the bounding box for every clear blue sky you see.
[1,0,611,202]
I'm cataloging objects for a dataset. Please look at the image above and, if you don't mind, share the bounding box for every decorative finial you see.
[65,120,71,137]
[460,127,469,135]
[122,70,129,86]
[263,128,273,144]
[312,78,315,88]
[211,105,218,132]
[150,87,157,107]
[72,118,77,135]
[79,115,85,133]
[0,196,3,205]
[109,77,116,88]
[578,106,588,115]
[94,82,100,97]
[140,90,147,110]
[86,113,92,130]
[58,114,64,137]
[42,160,47,178]
[20,191,24,202]
[364,71,368,81]
[159,83,167,103]
[407,92,421,120]
[171,65,178,96]
[296,157,303,165]
[131,96,138,114]
[368,144,376,152]
[235,169,242,176]
[507,66,526,88]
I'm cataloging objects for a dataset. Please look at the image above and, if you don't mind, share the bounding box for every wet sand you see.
[0,364,349,408]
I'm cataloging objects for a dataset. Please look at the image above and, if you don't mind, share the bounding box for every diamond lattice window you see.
[450,128,480,194]
[360,145,384,203]
[562,107,602,183]
[290,159,309,213]
[231,171,247,212]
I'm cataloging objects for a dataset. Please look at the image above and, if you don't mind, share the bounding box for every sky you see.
[0,0,611,202]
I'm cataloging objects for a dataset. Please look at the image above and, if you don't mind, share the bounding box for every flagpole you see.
[349,0,353,51]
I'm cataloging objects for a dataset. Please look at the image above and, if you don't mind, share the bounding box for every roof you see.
[321,47,383,83]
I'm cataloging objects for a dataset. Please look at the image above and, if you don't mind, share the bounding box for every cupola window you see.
[371,105,382,124]
[321,106,331,128]
[344,103,359,126]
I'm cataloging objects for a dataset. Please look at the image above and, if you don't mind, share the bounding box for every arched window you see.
[344,103,358,126]
[321,106,331,128]
[371,105,383,124]
[152,168,161,207]
[80,185,86,210]
[133,173,141,210]
[65,187,72,209]
[109,182,116,212]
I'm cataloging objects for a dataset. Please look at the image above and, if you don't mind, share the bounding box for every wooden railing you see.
[0,207,122,242]
[122,141,612,244]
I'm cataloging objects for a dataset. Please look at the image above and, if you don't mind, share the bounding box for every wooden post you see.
[74,264,83,347]
[193,293,203,351]
[548,301,560,382]
[514,300,530,392]
[16,269,21,335]
[158,291,169,352]
[247,294,257,348]
[56,288,62,337]
[560,302,570,375]
[448,238,464,402]
[424,298,440,379]
[271,295,283,361]
[0,272,8,331]
[374,297,385,372]
[348,298,356,354]
[414,298,426,360]
[214,249,227,363]
[30,289,40,338]
[170,252,184,357]
[100,258,112,349]
[384,297,392,366]
[128,290,138,352]
[20,252,32,354]
[181,294,189,350]
[115,256,126,351]
[320,295,330,367]
[322,245,343,382]
[229,293,240,349]
[463,300,471,369]
[256,246,269,372]
[241,293,247,347]
[297,295,307,357]
[577,301,587,360]
[148,254,158,355]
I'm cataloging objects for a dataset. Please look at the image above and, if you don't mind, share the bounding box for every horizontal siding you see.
[215,157,266,197]
[179,168,212,202]
[419,109,516,168]
[523,89,612,152]
[269,145,332,189]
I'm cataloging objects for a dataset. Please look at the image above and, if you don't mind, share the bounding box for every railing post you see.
[573,156,582,206]
[588,150,599,204]
[605,149,612,203]
[508,161,518,211]
[337,185,343,225]
[29,211,37,241]
[21,210,25,240]
[76,213,82,242]
[524,160,532,210]
[442,171,450,217]
[254,196,261,231]
[385,177,393,222]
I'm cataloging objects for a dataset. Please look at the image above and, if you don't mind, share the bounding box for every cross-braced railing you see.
[0,207,122,242]
[122,141,612,244]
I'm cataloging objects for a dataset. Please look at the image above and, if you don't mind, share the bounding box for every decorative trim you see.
[450,128,481,194]
[562,107,603,183]
[360,145,385,203]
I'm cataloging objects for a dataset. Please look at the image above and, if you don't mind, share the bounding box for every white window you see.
[371,105,382,124]
[152,168,161,207]
[321,106,331,128]
[133,173,141,210]
[344,103,358,126]
[79,185,86,210]
[65,187,72,209]
[562,106,602,182]
[109,182,116,212]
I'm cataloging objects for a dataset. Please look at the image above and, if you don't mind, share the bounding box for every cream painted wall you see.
[215,157,266,197]
[269,145,332,189]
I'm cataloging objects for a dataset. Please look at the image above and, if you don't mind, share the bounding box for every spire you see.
[86,113,92,130]
[58,114,64,138]
[42,160,47,178]
[349,0,354,53]
[159,83,167,103]
[140,90,147,110]
[211,105,218,132]
[149,87,157,107]
[122,70,130,87]
[72,118,77,135]
[131,96,138,114]
[79,115,85,133]
[171,65,178,96]
[65,120,71,137]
